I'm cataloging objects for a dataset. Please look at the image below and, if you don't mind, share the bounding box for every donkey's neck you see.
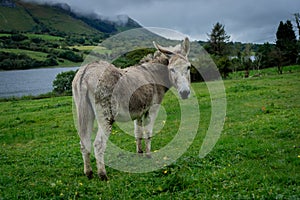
[138,63,172,90]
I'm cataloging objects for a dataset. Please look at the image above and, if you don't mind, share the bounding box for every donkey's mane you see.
[139,43,183,66]
[139,51,169,66]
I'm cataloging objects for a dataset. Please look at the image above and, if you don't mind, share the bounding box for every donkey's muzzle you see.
[180,90,190,99]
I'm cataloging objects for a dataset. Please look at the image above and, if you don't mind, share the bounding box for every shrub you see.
[57,50,83,62]
[52,70,77,95]
[11,33,28,41]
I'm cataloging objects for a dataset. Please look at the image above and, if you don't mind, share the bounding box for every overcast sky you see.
[31,0,300,43]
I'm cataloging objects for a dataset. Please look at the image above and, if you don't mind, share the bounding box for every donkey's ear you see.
[153,41,174,58]
[181,37,190,57]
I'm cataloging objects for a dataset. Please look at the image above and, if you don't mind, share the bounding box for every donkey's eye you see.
[170,68,175,73]
[187,66,191,70]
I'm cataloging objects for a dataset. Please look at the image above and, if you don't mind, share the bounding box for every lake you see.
[0,67,79,98]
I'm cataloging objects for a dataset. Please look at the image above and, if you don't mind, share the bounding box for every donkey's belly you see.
[112,83,155,122]
[114,107,146,122]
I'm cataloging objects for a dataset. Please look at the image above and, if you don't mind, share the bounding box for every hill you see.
[0,0,140,37]
[0,0,143,70]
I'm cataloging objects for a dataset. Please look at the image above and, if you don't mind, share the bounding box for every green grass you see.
[228,65,300,79]
[25,33,64,41]
[0,71,299,199]
[0,48,49,61]
[0,33,64,41]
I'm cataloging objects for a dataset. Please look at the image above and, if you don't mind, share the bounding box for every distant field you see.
[0,33,64,41]
[0,48,81,68]
[25,33,64,41]
[0,48,48,61]
[71,45,112,54]
[0,70,299,199]
[228,65,300,79]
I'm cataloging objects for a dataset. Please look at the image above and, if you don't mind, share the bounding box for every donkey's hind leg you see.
[93,105,113,181]
[134,119,144,154]
[76,98,95,179]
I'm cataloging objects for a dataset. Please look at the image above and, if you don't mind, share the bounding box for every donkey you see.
[72,38,191,180]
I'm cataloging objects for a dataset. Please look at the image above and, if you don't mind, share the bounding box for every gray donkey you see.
[72,38,191,180]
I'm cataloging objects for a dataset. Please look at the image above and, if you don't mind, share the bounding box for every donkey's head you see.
[154,37,191,99]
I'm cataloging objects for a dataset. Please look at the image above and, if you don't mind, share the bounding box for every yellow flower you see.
[298,155,300,158]
[163,170,168,174]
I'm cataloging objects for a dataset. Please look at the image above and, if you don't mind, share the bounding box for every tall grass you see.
[0,71,299,199]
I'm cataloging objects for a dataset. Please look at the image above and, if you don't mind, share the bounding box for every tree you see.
[53,70,77,95]
[207,22,230,56]
[294,13,300,40]
[276,20,298,66]
[257,43,280,69]
[206,22,231,78]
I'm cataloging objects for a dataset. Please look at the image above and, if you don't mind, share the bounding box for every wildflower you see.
[163,170,168,174]
[79,182,83,186]
[298,155,300,158]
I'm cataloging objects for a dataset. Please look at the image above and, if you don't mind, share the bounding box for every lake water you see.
[0,67,79,98]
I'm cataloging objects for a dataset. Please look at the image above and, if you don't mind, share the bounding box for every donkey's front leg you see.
[144,104,160,158]
[93,121,111,181]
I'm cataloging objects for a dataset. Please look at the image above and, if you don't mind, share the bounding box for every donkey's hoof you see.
[138,150,143,154]
[99,172,109,181]
[86,171,93,180]
[137,150,143,157]
[146,153,152,158]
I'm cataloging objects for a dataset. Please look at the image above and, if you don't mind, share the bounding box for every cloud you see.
[22,0,300,43]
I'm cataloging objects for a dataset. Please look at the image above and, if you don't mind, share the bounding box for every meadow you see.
[0,68,299,199]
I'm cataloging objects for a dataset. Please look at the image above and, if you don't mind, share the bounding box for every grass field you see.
[25,34,64,41]
[0,48,49,61]
[0,70,299,199]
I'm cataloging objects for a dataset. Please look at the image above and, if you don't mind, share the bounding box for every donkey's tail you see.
[72,66,95,153]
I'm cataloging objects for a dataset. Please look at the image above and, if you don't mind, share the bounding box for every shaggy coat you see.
[72,38,191,180]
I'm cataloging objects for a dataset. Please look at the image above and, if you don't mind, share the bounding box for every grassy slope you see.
[0,5,36,31]
[0,48,49,61]
[0,2,101,36]
[22,2,100,36]
[0,72,299,199]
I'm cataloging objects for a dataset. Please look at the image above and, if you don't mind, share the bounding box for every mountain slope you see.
[0,0,141,37]
[0,1,36,32]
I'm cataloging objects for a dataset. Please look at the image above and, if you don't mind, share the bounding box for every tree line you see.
[52,15,300,95]
[204,14,299,78]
